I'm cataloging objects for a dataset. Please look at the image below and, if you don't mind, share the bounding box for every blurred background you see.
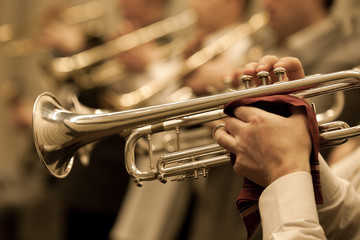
[0,0,359,239]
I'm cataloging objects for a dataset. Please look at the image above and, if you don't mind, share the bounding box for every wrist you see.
[267,163,310,186]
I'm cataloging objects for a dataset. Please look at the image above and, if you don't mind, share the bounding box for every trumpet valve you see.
[257,71,270,86]
[202,168,208,177]
[240,74,253,89]
[194,170,199,179]
[273,67,286,83]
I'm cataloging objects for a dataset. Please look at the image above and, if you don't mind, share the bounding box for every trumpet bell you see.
[32,93,76,178]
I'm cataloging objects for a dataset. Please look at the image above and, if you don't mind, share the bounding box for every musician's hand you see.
[38,21,85,55]
[37,5,86,55]
[214,55,311,187]
[214,106,312,187]
[118,42,160,72]
[232,55,305,88]
[9,99,33,130]
[112,20,161,72]
[184,55,235,95]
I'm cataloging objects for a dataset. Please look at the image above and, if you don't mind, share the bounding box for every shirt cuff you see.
[259,171,321,239]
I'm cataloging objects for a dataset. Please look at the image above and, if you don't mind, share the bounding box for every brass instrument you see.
[105,12,270,109]
[33,69,360,184]
[0,1,112,58]
[46,9,198,87]
[313,90,345,124]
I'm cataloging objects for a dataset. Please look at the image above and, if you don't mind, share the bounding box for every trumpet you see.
[1,1,113,58]
[33,69,360,184]
[45,9,198,87]
[104,11,270,109]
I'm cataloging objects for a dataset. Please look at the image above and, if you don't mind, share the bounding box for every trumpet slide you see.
[32,69,360,183]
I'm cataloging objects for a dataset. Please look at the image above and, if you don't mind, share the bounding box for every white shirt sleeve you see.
[330,146,360,192]
[259,155,360,240]
[317,155,360,240]
[259,171,326,240]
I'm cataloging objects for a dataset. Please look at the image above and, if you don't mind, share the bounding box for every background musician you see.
[261,0,359,75]
[172,1,262,240]
[53,1,182,239]
[2,0,153,239]
[259,0,360,160]
[182,0,253,95]
[108,1,196,239]
[110,1,256,240]
[111,0,170,73]
[0,1,78,239]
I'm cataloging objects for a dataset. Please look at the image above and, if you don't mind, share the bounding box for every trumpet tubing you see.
[48,9,198,81]
[106,11,270,109]
[126,111,360,186]
[0,1,113,58]
[32,69,360,181]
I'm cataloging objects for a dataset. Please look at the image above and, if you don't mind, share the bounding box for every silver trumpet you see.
[33,69,360,184]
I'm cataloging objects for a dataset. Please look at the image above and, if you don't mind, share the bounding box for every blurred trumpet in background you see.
[104,11,269,110]
[44,8,198,89]
[0,1,114,58]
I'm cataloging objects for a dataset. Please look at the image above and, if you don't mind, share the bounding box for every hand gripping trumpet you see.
[32,68,360,185]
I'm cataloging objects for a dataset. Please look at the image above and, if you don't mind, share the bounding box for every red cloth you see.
[223,95,323,239]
